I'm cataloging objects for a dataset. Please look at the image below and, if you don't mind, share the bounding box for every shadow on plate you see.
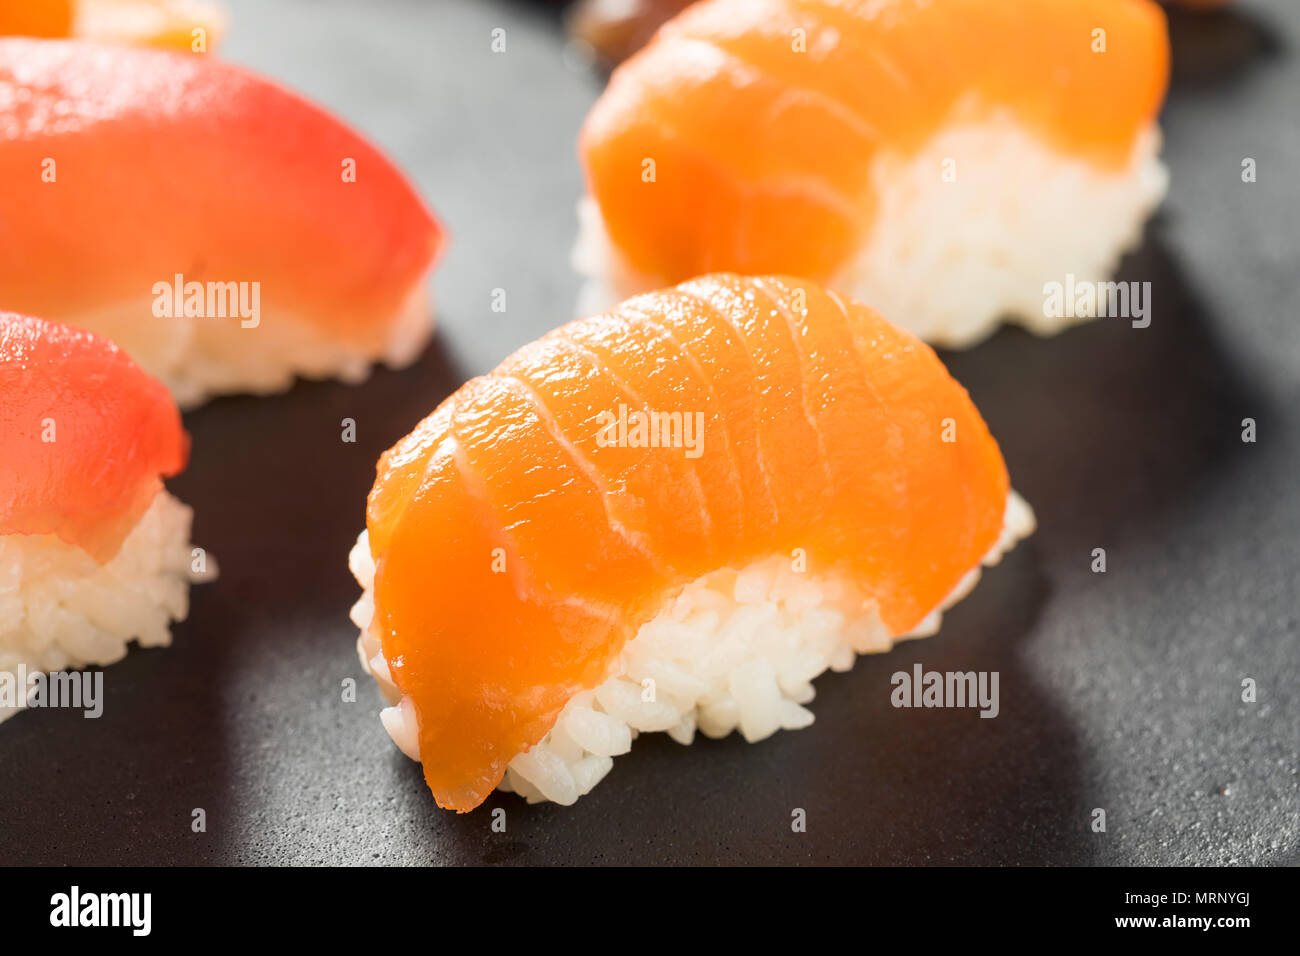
[944,232,1268,562]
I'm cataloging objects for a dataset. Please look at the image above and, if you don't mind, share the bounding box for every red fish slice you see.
[0,311,187,563]
[0,38,444,405]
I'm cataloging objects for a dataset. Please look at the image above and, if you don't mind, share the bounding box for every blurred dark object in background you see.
[563,0,1249,73]
[1165,0,1281,86]
[566,0,694,68]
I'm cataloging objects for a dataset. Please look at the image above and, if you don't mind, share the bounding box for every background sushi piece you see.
[575,0,1171,348]
[74,0,227,50]
[0,0,71,37]
[0,38,444,407]
[0,0,226,49]
[566,0,694,67]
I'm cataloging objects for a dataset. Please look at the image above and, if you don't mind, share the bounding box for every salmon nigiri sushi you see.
[349,275,1035,811]
[576,0,1171,348]
[0,38,443,407]
[0,312,210,722]
[0,0,226,51]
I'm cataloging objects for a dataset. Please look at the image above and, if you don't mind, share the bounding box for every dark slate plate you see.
[2,0,1296,866]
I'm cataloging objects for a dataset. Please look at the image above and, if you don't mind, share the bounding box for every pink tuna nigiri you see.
[0,38,443,406]
[0,311,208,722]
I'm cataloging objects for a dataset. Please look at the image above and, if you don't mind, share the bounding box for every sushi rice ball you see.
[574,0,1171,348]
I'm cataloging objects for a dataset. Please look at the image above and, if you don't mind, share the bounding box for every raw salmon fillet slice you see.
[581,0,1170,286]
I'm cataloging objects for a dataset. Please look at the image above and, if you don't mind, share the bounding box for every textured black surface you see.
[2,0,1297,866]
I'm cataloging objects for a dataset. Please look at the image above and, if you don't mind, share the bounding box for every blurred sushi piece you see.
[349,274,1033,811]
[0,0,71,36]
[567,0,694,67]
[75,0,226,50]
[0,38,444,407]
[0,312,210,723]
[0,0,226,50]
[575,0,1172,348]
